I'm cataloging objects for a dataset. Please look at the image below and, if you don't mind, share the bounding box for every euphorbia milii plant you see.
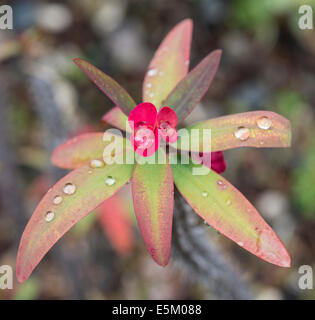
[16,19,292,283]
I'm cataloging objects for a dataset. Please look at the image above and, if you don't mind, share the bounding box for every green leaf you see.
[132,156,174,266]
[143,19,193,108]
[172,161,291,267]
[16,162,134,282]
[74,58,136,115]
[71,210,97,237]
[174,111,291,152]
[164,50,222,122]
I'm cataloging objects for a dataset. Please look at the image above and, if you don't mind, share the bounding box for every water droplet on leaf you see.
[257,116,272,130]
[216,180,227,190]
[89,159,105,168]
[234,127,250,141]
[202,191,208,197]
[63,183,76,195]
[105,176,116,186]
[147,68,158,77]
[53,195,63,205]
[45,211,55,222]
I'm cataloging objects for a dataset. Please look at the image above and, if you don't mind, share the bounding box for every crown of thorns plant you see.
[16,19,292,283]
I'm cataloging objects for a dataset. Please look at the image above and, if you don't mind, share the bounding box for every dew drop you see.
[146,83,152,88]
[53,195,63,205]
[149,93,154,98]
[257,116,272,130]
[45,211,55,222]
[63,183,76,195]
[89,159,105,168]
[105,176,116,186]
[234,126,250,141]
[158,71,164,76]
[147,68,158,77]
[88,170,93,174]
[202,191,208,197]
[216,179,227,190]
[184,60,190,66]
[226,198,232,206]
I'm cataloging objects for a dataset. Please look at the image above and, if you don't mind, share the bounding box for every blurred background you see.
[0,0,315,300]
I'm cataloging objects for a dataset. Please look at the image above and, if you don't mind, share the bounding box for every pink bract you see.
[128,103,179,157]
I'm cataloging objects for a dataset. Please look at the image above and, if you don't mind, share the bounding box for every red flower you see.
[128,102,178,157]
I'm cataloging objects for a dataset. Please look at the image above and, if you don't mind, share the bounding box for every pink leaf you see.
[51,132,129,169]
[16,162,134,282]
[132,160,174,266]
[52,133,106,169]
[172,161,291,267]
[178,111,292,152]
[143,19,193,108]
[164,50,222,122]
[101,106,130,132]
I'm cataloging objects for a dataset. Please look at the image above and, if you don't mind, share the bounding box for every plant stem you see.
[172,189,253,299]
